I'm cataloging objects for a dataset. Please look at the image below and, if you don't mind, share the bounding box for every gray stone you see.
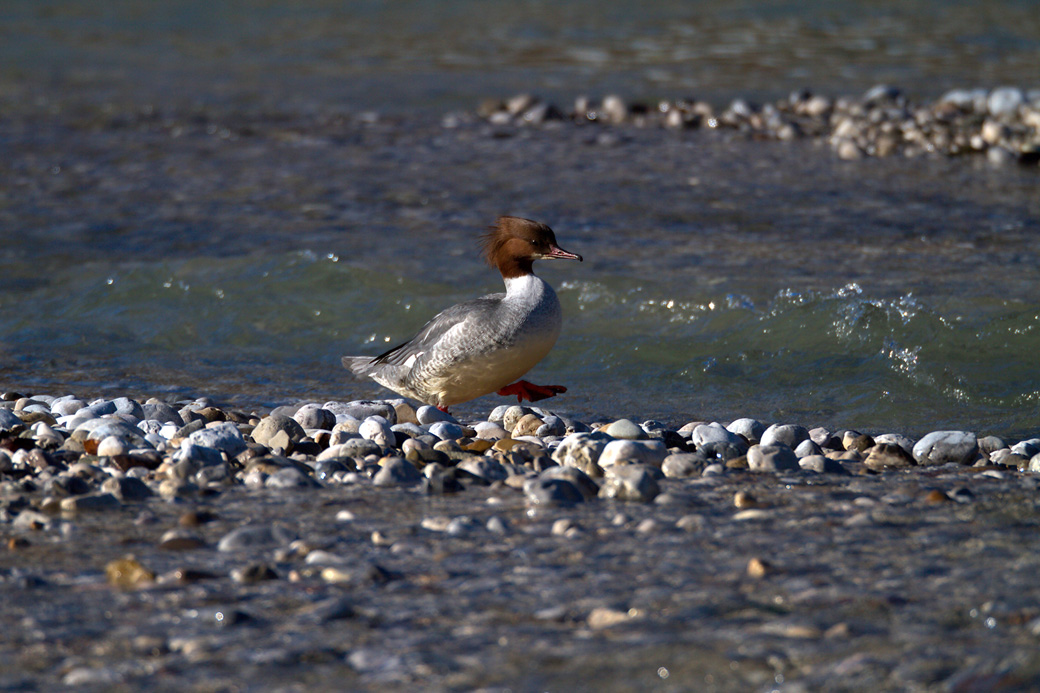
[218,525,298,552]
[372,458,423,486]
[111,397,145,420]
[1029,454,1040,474]
[726,418,765,443]
[456,458,509,483]
[809,427,843,449]
[84,420,152,449]
[331,438,383,459]
[603,418,646,440]
[524,477,585,506]
[940,88,988,111]
[96,435,128,457]
[487,404,511,424]
[912,431,978,466]
[473,421,510,440]
[174,442,225,468]
[324,400,397,425]
[251,414,306,448]
[747,444,800,472]
[662,452,708,478]
[502,405,533,432]
[51,397,88,417]
[865,443,916,471]
[798,455,850,475]
[60,493,122,511]
[794,439,823,458]
[142,401,181,424]
[188,422,247,457]
[552,431,612,477]
[415,405,457,425]
[977,435,1006,456]
[428,421,466,441]
[100,476,154,501]
[988,87,1025,117]
[1011,438,1040,459]
[266,467,322,489]
[391,422,425,438]
[598,464,660,502]
[873,433,915,456]
[83,400,117,417]
[536,415,567,437]
[598,439,668,467]
[691,423,744,449]
[538,465,599,499]
[359,417,395,446]
[293,404,336,431]
[760,424,810,449]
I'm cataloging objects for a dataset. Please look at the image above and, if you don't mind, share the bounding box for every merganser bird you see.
[342,216,582,411]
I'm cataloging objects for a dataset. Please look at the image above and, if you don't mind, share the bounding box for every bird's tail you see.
[342,356,377,378]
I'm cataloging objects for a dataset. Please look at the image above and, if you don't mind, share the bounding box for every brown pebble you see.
[846,433,876,452]
[159,533,206,551]
[196,407,227,423]
[725,456,749,469]
[8,536,30,550]
[925,489,951,503]
[747,557,772,578]
[105,556,155,588]
[172,568,219,583]
[734,491,759,509]
[179,509,217,527]
[461,439,494,454]
[231,563,278,584]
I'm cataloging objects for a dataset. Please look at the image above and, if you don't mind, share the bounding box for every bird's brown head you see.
[481,216,582,278]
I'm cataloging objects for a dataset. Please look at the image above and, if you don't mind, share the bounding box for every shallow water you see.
[1,0,1039,439]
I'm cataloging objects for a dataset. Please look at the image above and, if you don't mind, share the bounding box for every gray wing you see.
[371,294,504,367]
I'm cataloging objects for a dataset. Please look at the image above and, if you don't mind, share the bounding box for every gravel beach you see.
[3,391,1040,691]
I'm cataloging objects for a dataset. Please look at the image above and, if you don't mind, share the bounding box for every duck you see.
[342,216,582,411]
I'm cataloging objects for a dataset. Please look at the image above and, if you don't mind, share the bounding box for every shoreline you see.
[469,85,1040,164]
[4,391,1040,689]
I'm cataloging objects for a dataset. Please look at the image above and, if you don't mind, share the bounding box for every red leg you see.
[496,380,568,404]
[437,405,451,414]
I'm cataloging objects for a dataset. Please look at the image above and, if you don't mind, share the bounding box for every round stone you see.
[603,418,646,440]
[912,431,978,466]
[747,444,800,472]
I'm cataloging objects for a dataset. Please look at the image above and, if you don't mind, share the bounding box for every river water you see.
[1,0,1038,438]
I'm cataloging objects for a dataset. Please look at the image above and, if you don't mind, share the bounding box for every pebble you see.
[602,418,646,440]
[217,525,298,552]
[427,421,467,441]
[661,453,708,478]
[912,431,978,466]
[760,424,810,449]
[251,414,306,449]
[552,432,612,477]
[293,404,336,430]
[372,457,423,486]
[328,400,397,425]
[597,439,668,468]
[726,418,765,443]
[477,86,1040,163]
[598,464,660,502]
[187,421,247,457]
[747,444,800,472]
[359,417,395,446]
[538,465,599,500]
[864,443,916,471]
[416,405,457,425]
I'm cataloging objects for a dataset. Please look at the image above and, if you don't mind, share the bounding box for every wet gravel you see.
[473,85,1040,164]
[3,392,1040,691]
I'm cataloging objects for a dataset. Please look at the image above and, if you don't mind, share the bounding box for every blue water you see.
[1,0,1038,438]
